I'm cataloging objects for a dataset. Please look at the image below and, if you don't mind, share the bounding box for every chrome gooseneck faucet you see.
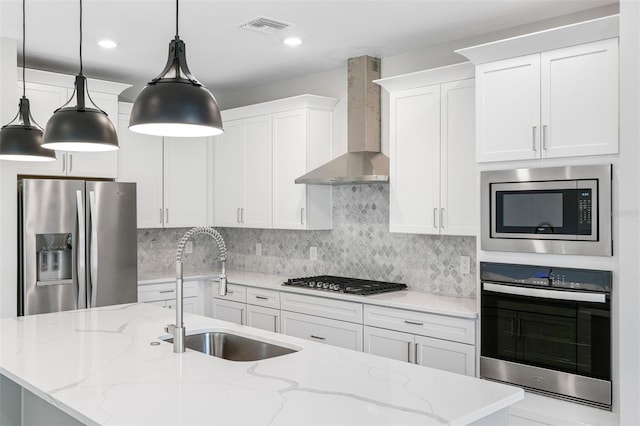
[165,226,227,353]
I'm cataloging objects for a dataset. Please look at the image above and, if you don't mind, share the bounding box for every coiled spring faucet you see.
[166,226,227,353]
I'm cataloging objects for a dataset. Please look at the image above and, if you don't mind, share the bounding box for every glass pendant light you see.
[129,0,223,137]
[0,0,56,162]
[42,0,118,152]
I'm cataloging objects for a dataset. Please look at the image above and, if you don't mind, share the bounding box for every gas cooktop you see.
[282,275,407,296]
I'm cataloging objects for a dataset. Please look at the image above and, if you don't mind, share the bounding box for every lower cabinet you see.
[247,305,280,333]
[208,282,476,376]
[212,298,246,325]
[363,326,474,375]
[363,305,476,376]
[138,281,199,314]
[281,311,363,351]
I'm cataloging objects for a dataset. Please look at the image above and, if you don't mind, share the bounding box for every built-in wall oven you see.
[481,164,612,256]
[480,262,612,409]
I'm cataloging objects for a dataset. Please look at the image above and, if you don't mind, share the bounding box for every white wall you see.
[617,1,640,424]
[0,37,19,319]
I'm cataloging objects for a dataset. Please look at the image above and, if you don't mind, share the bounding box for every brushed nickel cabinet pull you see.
[440,208,444,229]
[310,335,326,341]
[165,208,169,224]
[69,154,73,172]
[404,320,424,326]
[407,341,412,363]
[159,289,174,294]
[532,126,537,151]
[62,153,66,172]
[542,125,548,150]
[433,208,438,228]
[255,295,268,300]
[300,208,305,225]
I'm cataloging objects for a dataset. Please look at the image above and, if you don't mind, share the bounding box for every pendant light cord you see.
[21,0,25,97]
[79,0,83,75]
[175,0,179,37]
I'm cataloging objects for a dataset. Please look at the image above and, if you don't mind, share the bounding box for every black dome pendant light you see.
[42,0,118,152]
[129,0,223,137]
[0,0,56,162]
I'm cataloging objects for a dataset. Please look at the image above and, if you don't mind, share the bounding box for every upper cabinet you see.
[210,95,338,230]
[475,39,618,162]
[118,103,209,229]
[377,63,477,236]
[15,69,128,178]
[212,116,273,229]
[456,16,619,163]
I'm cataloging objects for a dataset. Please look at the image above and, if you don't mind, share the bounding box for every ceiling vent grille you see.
[238,17,292,34]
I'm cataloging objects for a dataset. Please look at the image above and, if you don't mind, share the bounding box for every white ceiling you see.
[0,0,617,97]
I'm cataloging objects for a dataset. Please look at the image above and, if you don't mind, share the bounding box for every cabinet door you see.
[415,335,475,376]
[118,113,164,228]
[541,38,618,158]
[281,311,363,351]
[242,115,273,228]
[246,304,280,333]
[181,297,198,314]
[66,90,119,178]
[212,120,242,227]
[272,109,307,230]
[364,326,414,363]
[476,54,541,162]
[212,298,246,325]
[440,79,477,236]
[389,85,441,234]
[163,137,209,227]
[15,82,66,175]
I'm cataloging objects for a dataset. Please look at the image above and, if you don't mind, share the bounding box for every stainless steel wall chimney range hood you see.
[295,56,388,185]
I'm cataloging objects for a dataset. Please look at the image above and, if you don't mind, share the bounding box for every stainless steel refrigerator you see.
[18,178,138,316]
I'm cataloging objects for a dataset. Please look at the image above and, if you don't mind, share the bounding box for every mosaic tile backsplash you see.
[138,184,477,297]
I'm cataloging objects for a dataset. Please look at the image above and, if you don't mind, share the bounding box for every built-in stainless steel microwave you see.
[481,165,612,256]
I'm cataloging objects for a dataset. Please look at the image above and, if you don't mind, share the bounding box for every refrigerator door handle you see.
[76,190,87,309]
[88,191,98,308]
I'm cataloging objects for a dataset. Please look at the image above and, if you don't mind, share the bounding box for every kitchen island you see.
[0,303,522,425]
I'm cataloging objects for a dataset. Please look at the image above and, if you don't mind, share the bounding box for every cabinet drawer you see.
[363,305,475,345]
[246,287,280,309]
[281,311,363,351]
[213,283,247,303]
[138,281,197,303]
[281,292,362,324]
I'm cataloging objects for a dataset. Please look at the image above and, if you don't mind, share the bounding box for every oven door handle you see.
[482,282,606,303]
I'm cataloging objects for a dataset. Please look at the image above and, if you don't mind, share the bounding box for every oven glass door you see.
[491,180,598,241]
[481,285,610,381]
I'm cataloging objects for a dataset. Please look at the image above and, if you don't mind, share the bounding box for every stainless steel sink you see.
[163,331,297,361]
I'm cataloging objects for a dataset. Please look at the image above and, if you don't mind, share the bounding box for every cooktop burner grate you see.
[283,275,407,295]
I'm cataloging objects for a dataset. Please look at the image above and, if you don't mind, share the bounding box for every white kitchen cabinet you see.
[282,310,363,351]
[280,292,363,351]
[380,62,476,236]
[118,103,209,228]
[476,38,618,162]
[212,115,272,228]
[138,281,199,314]
[363,304,476,376]
[211,283,247,325]
[210,95,337,230]
[212,298,246,325]
[272,107,333,230]
[246,305,280,333]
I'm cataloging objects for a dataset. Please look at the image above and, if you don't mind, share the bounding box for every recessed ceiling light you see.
[97,39,118,49]
[283,37,303,47]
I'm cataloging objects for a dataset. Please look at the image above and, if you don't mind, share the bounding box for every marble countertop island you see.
[0,303,522,425]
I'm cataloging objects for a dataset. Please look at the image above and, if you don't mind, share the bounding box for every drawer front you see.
[281,292,363,324]
[246,287,280,309]
[281,311,363,351]
[138,281,197,303]
[213,283,247,303]
[363,305,475,345]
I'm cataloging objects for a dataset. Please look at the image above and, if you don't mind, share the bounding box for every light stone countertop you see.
[138,269,478,319]
[0,303,522,425]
